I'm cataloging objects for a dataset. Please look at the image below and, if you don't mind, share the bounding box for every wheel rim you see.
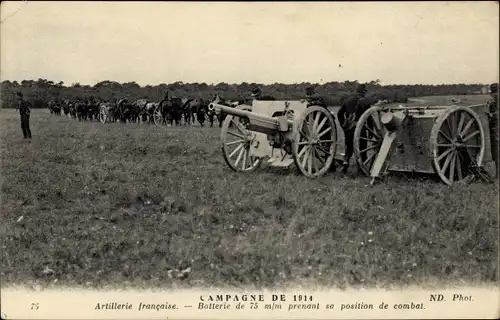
[430,106,485,185]
[221,110,262,172]
[153,107,162,126]
[292,106,337,177]
[354,106,386,176]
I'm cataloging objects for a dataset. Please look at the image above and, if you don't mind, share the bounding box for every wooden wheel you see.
[220,106,262,172]
[354,106,386,176]
[430,106,485,185]
[99,105,108,124]
[292,106,338,177]
[153,105,163,126]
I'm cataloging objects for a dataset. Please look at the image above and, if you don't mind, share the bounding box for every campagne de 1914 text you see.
[93,292,474,312]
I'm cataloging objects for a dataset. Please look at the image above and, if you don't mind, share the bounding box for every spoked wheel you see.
[430,106,486,185]
[153,106,163,126]
[292,106,338,177]
[354,106,386,176]
[99,106,108,124]
[220,106,262,172]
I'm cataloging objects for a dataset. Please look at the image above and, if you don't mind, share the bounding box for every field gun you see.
[208,99,342,177]
[353,104,494,185]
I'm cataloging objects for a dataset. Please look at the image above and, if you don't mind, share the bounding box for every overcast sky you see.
[1,1,498,86]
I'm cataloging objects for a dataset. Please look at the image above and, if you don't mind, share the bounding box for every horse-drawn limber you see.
[209,98,494,185]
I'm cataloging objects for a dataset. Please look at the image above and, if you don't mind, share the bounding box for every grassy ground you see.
[0,107,498,291]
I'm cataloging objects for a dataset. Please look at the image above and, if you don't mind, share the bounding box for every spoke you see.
[234,146,245,167]
[457,112,466,134]
[316,144,332,156]
[449,151,456,182]
[307,148,313,174]
[462,130,480,142]
[301,147,309,170]
[226,139,244,146]
[297,141,309,146]
[229,144,244,158]
[312,148,319,173]
[440,152,453,175]
[312,112,321,134]
[318,126,331,138]
[241,148,247,170]
[460,118,474,136]
[455,151,463,181]
[364,123,380,139]
[437,147,454,162]
[463,144,481,148]
[231,118,247,135]
[371,112,384,133]
[360,144,380,154]
[228,131,245,139]
[450,112,458,135]
[360,137,380,143]
[298,145,309,159]
[438,130,453,143]
[317,139,335,144]
[445,117,454,136]
[316,117,328,134]
[437,143,454,147]
[363,150,377,166]
[314,148,326,165]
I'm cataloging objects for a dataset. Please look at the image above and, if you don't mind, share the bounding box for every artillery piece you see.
[208,98,340,177]
[353,103,493,185]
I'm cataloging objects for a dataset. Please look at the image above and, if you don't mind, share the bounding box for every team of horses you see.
[47,94,244,128]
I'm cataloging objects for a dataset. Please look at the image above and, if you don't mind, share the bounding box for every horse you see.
[183,97,209,127]
[209,94,243,128]
[132,99,150,123]
[158,96,184,126]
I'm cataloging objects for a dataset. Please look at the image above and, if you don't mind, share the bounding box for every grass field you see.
[0,102,498,290]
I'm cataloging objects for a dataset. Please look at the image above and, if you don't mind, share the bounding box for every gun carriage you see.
[353,103,493,185]
[209,98,342,177]
[209,98,493,185]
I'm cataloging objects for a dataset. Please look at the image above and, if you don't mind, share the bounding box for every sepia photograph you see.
[0,1,499,319]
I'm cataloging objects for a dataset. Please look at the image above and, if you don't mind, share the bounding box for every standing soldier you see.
[16,92,32,140]
[486,82,499,179]
[250,87,276,101]
[337,84,372,173]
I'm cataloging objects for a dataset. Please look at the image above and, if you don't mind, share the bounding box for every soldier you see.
[16,92,32,140]
[250,87,276,101]
[337,84,372,173]
[486,82,499,179]
[304,86,327,107]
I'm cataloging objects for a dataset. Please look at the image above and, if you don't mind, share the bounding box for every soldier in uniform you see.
[486,82,499,179]
[16,92,32,140]
[337,84,372,173]
[304,86,327,107]
[251,87,276,101]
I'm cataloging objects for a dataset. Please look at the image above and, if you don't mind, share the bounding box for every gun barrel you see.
[208,102,293,134]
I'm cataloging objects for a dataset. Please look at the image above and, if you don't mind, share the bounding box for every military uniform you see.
[251,87,276,101]
[487,83,499,178]
[305,86,328,107]
[17,92,32,139]
[337,84,371,173]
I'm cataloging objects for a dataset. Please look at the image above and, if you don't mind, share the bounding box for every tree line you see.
[0,78,488,109]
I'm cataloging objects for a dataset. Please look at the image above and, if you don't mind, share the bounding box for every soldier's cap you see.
[490,83,498,93]
[305,86,315,95]
[251,87,262,97]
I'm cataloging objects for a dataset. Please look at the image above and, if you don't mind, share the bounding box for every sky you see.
[1,1,498,86]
